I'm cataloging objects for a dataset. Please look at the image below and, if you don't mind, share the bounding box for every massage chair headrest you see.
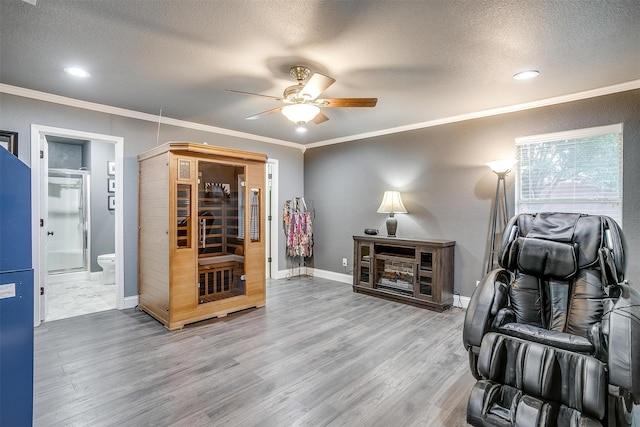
[498,212,626,282]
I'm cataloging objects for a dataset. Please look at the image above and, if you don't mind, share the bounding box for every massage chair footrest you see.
[467,381,602,427]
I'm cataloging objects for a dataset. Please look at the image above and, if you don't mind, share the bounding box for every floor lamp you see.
[486,160,515,273]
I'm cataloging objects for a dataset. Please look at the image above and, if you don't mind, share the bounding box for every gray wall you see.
[0,93,305,298]
[3,89,639,301]
[304,89,640,298]
[89,140,115,272]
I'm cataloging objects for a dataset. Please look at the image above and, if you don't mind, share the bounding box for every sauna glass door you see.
[196,161,245,304]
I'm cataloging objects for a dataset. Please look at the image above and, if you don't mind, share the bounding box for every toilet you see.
[97,253,116,285]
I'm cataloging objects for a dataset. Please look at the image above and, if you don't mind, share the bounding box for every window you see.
[515,124,623,224]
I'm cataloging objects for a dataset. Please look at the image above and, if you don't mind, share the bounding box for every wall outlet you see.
[342,258,348,267]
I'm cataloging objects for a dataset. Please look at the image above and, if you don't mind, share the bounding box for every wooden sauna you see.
[137,142,266,330]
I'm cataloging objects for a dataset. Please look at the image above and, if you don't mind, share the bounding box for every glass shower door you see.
[47,170,88,273]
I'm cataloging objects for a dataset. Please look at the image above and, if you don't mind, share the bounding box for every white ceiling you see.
[1,0,639,146]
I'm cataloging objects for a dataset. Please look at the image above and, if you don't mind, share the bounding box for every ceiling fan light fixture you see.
[281,103,320,124]
[295,125,308,133]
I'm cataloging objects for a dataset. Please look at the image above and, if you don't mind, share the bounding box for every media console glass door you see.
[355,241,373,287]
[416,249,434,301]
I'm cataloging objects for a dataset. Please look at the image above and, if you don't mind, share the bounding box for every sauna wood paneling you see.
[138,142,266,330]
[138,152,170,323]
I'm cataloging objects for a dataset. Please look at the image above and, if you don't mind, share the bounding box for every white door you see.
[38,134,49,321]
[265,162,272,279]
[266,159,279,280]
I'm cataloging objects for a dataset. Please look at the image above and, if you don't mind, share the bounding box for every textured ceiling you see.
[1,0,639,146]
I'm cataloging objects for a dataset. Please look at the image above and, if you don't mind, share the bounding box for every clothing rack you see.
[283,197,314,278]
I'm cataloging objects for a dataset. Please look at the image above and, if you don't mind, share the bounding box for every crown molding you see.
[0,83,306,151]
[304,79,640,149]
[3,79,640,151]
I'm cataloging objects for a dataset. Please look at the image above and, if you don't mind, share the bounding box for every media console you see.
[353,235,455,311]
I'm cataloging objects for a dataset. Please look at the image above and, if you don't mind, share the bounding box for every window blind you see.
[515,124,623,224]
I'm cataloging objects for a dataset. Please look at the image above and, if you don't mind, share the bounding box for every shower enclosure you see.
[47,169,90,274]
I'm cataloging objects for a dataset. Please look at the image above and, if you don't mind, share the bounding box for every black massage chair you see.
[463,212,640,426]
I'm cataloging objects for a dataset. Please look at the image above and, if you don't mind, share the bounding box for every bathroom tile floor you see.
[45,278,116,322]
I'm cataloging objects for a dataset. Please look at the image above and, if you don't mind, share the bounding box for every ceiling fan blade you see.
[246,106,282,120]
[300,73,336,100]
[226,89,282,101]
[312,112,329,125]
[317,98,378,108]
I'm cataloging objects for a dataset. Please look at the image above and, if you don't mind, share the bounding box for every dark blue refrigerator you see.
[0,147,34,426]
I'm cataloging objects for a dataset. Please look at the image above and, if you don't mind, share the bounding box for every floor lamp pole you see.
[487,171,508,274]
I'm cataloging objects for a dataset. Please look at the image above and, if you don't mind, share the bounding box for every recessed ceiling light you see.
[64,67,91,78]
[513,70,540,80]
[295,126,307,134]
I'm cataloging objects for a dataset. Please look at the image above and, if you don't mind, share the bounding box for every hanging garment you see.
[283,198,313,258]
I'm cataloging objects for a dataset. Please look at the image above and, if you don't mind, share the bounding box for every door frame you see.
[30,124,125,327]
[266,159,279,279]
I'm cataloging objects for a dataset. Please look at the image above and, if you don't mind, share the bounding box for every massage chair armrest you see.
[493,307,516,328]
[463,269,511,350]
[588,322,608,362]
[499,323,595,353]
[607,282,640,404]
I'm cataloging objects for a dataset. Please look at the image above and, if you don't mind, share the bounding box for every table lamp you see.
[377,190,408,237]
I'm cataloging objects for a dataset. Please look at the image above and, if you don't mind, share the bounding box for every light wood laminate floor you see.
[33,276,476,426]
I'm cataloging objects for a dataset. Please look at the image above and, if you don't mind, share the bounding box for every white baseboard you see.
[273,269,291,280]
[274,268,471,309]
[275,268,352,284]
[454,295,471,309]
[308,268,352,284]
[124,295,139,309]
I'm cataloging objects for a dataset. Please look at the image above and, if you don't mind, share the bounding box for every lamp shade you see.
[281,103,320,124]
[376,191,408,214]
[486,159,516,174]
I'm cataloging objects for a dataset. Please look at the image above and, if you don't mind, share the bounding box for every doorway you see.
[31,125,125,326]
[44,138,115,321]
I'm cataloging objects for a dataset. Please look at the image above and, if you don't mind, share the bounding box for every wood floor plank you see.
[33,277,476,426]
[35,276,634,426]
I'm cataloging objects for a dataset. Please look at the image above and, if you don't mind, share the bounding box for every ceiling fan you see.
[228,66,377,126]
